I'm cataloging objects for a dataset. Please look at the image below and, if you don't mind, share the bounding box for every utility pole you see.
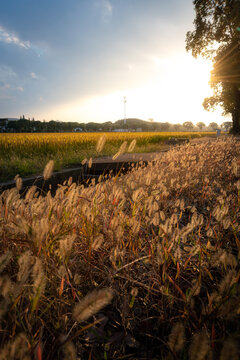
[123,96,127,125]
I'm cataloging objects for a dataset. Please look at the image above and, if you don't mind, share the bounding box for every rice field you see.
[0,132,214,182]
[0,137,239,359]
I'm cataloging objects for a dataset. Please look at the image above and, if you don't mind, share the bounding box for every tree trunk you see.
[232,86,240,134]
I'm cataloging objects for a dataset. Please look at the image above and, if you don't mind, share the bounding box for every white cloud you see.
[0,25,31,49]
[17,86,24,92]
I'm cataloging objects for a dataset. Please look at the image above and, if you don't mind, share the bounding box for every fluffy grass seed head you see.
[43,160,54,180]
[0,252,12,274]
[81,158,88,165]
[32,258,46,298]
[220,338,239,360]
[88,157,93,169]
[0,275,12,298]
[73,288,113,322]
[168,322,185,353]
[63,341,77,360]
[17,251,33,283]
[59,234,76,257]
[92,234,104,251]
[189,330,210,360]
[0,332,30,360]
[96,134,106,153]
[128,139,136,152]
[14,174,22,191]
[112,141,127,160]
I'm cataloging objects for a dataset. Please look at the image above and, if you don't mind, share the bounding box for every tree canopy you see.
[186,0,240,134]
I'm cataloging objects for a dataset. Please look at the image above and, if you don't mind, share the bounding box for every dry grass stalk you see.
[0,137,239,358]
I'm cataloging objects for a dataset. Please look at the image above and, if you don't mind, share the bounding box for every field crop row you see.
[0,131,214,181]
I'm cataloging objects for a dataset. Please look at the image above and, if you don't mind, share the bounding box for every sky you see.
[0,0,229,125]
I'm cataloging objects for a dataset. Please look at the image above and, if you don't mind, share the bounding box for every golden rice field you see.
[0,132,214,181]
[0,137,239,359]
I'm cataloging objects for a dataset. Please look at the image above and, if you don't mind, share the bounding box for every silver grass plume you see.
[73,288,113,322]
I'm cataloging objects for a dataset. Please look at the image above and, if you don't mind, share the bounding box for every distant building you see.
[113,129,129,132]
[74,127,83,132]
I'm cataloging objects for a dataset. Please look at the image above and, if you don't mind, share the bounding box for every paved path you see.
[92,135,221,164]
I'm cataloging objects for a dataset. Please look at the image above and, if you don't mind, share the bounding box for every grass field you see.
[0,137,239,359]
[0,132,214,182]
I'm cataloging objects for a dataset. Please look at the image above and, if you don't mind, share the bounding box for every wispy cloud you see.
[0,81,10,89]
[0,25,31,49]
[30,72,38,79]
[0,65,18,80]
[95,0,112,21]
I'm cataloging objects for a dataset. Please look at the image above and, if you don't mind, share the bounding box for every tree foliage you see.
[196,121,205,129]
[186,0,240,134]
[183,121,194,130]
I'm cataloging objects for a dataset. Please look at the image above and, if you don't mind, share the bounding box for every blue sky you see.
[0,0,227,124]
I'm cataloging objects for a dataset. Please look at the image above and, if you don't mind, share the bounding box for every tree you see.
[172,123,183,131]
[221,121,233,131]
[196,121,205,130]
[183,121,194,130]
[186,0,240,134]
[209,122,219,130]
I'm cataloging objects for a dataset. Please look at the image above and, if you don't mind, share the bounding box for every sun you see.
[46,53,220,124]
[119,54,214,122]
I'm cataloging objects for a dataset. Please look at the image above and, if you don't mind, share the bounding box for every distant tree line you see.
[0,116,232,133]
